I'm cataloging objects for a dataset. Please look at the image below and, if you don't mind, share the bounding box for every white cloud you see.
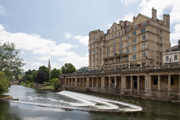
[58,54,88,69]
[31,62,46,67]
[0,5,5,15]
[64,32,72,39]
[73,35,89,46]
[121,0,139,5]
[0,24,88,70]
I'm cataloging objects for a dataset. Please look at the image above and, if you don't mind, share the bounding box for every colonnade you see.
[60,74,180,92]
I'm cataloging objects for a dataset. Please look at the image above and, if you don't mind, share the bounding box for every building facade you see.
[89,8,170,70]
[163,40,180,65]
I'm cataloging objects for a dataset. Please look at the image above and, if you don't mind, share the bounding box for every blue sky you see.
[0,0,179,71]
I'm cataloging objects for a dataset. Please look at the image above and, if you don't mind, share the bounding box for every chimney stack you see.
[152,7,157,21]
[133,16,135,22]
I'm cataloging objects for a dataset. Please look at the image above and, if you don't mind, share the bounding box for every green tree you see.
[61,63,76,74]
[0,72,9,95]
[77,67,89,72]
[49,78,60,90]
[32,70,37,82]
[51,68,61,79]
[39,66,49,81]
[0,41,25,80]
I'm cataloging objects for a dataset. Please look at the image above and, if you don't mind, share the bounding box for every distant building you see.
[89,8,170,70]
[163,40,180,65]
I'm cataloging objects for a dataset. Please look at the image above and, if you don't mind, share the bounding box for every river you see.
[0,85,180,120]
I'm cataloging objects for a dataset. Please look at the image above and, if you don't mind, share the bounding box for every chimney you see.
[152,7,157,20]
[119,20,124,27]
[178,40,180,45]
[163,14,170,27]
[133,16,135,22]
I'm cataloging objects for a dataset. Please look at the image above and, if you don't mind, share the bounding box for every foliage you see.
[39,66,49,81]
[0,72,9,95]
[49,78,59,85]
[35,71,47,83]
[32,70,37,82]
[51,68,61,79]
[0,41,25,80]
[77,67,89,72]
[61,63,76,74]
[25,69,36,76]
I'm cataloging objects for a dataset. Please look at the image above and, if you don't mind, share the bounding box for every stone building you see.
[59,8,180,100]
[89,8,170,70]
[163,40,180,65]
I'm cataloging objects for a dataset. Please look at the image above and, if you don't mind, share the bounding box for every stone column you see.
[96,77,98,87]
[121,76,126,90]
[64,78,66,86]
[86,77,89,88]
[158,75,161,91]
[109,76,111,88]
[82,77,84,87]
[75,77,77,86]
[101,76,105,88]
[114,76,117,88]
[145,75,150,91]
[179,75,180,92]
[168,75,171,91]
[137,76,140,90]
[130,76,133,90]
[92,77,94,87]
[67,78,69,86]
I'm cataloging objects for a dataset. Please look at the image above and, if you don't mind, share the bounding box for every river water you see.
[0,85,180,120]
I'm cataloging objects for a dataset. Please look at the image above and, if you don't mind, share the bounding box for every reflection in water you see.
[0,85,180,120]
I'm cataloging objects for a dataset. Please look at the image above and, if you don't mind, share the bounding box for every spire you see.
[48,59,51,80]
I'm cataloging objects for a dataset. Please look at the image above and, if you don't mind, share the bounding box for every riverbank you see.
[0,95,13,101]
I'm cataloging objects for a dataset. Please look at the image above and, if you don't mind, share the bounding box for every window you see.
[156,37,158,42]
[132,38,136,44]
[113,45,116,50]
[132,54,136,59]
[100,61,102,65]
[120,43,123,48]
[107,53,110,57]
[113,39,116,43]
[122,31,123,35]
[141,28,145,33]
[126,48,129,53]
[95,35,98,38]
[126,41,129,46]
[119,50,123,54]
[112,28,114,32]
[133,25,138,28]
[157,29,159,34]
[132,45,136,52]
[119,37,123,41]
[143,34,146,40]
[142,21,147,25]
[90,56,92,60]
[100,54,102,58]
[142,51,146,57]
[100,43,103,46]
[132,31,136,36]
[113,52,116,56]
[119,58,122,61]
[107,42,110,45]
[142,43,146,49]
[153,78,158,85]
[90,51,92,54]
[93,61,95,65]
[112,35,114,38]
[107,47,110,51]
[109,36,110,39]
[126,56,129,60]
[166,56,169,61]
[115,27,117,31]
[115,33,117,37]
[93,55,95,59]
[156,53,159,59]
[157,45,159,50]
[94,44,95,47]
[126,35,129,39]
[93,49,96,53]
[174,55,178,60]
[113,59,115,63]
[119,32,120,36]
[100,48,102,52]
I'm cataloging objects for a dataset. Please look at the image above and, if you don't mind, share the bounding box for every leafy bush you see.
[0,72,9,95]
[26,80,31,84]
[49,78,60,90]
